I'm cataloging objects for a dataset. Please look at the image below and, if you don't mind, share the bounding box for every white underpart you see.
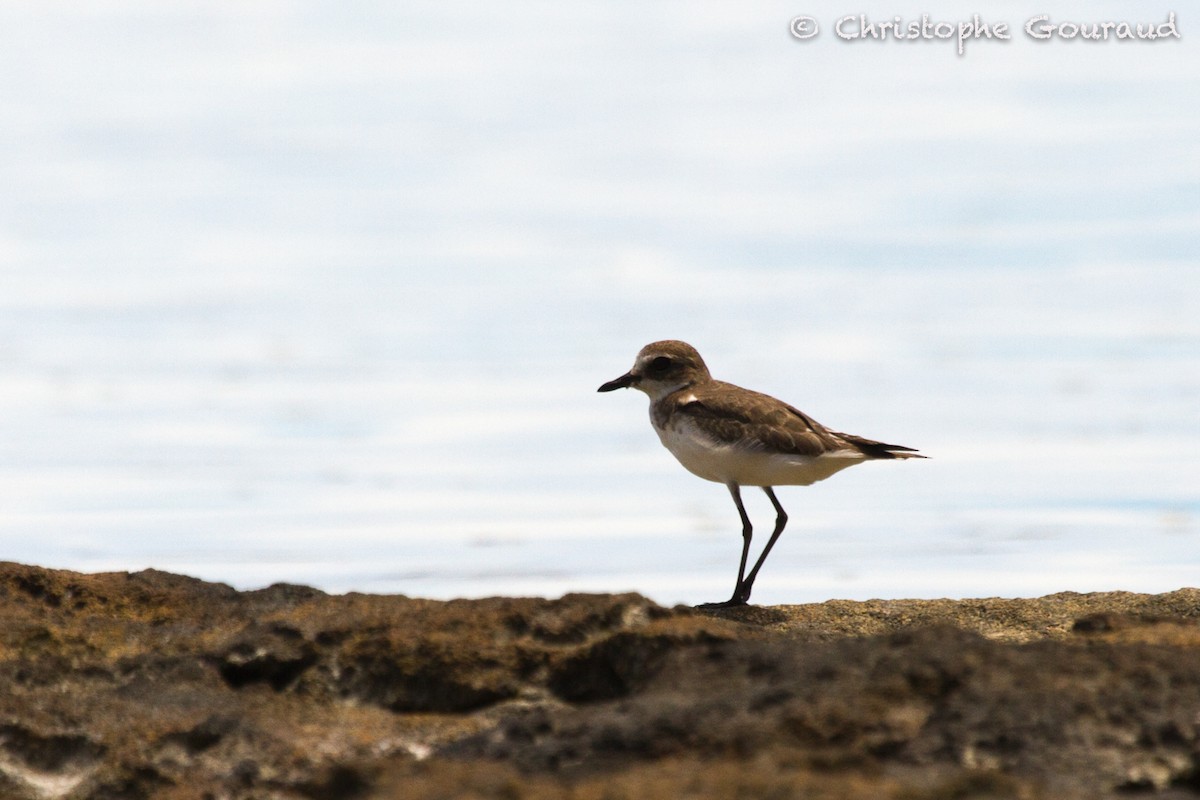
[654,415,865,487]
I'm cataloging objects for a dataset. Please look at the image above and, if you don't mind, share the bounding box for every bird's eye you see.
[649,356,671,372]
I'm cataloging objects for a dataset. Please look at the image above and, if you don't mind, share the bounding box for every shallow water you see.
[1,3,1197,605]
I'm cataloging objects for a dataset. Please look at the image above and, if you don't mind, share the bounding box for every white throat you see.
[636,379,691,403]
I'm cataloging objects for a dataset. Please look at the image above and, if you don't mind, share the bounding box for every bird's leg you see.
[736,487,789,603]
[698,483,753,608]
[728,483,753,600]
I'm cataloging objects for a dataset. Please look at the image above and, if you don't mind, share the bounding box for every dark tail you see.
[838,433,926,460]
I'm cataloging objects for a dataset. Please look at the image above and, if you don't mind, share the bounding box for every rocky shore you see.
[2,562,1200,799]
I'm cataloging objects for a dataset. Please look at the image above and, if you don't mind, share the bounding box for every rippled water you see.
[1,2,1197,605]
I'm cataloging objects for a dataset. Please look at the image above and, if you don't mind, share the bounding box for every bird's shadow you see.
[690,604,790,626]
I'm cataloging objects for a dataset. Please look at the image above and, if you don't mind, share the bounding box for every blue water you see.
[1,2,1197,605]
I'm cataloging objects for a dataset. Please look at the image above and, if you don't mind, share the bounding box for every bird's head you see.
[597,340,711,401]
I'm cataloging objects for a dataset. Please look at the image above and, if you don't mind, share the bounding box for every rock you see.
[2,561,1200,798]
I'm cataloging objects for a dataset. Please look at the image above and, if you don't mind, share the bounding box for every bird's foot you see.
[695,580,753,609]
[695,595,750,610]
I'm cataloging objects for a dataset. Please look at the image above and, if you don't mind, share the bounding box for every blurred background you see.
[1,1,1196,605]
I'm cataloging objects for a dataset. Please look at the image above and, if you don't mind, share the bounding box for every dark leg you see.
[737,487,788,603]
[697,482,753,609]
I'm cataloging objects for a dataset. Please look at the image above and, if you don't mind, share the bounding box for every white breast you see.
[653,416,865,487]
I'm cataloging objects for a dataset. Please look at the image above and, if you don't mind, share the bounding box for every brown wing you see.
[677,381,925,460]
[675,382,848,457]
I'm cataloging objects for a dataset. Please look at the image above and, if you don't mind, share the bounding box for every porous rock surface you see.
[2,562,1200,799]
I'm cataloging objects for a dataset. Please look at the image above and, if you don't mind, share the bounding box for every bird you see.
[598,340,924,608]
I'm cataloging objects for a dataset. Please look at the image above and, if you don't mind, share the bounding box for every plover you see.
[598,340,924,608]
